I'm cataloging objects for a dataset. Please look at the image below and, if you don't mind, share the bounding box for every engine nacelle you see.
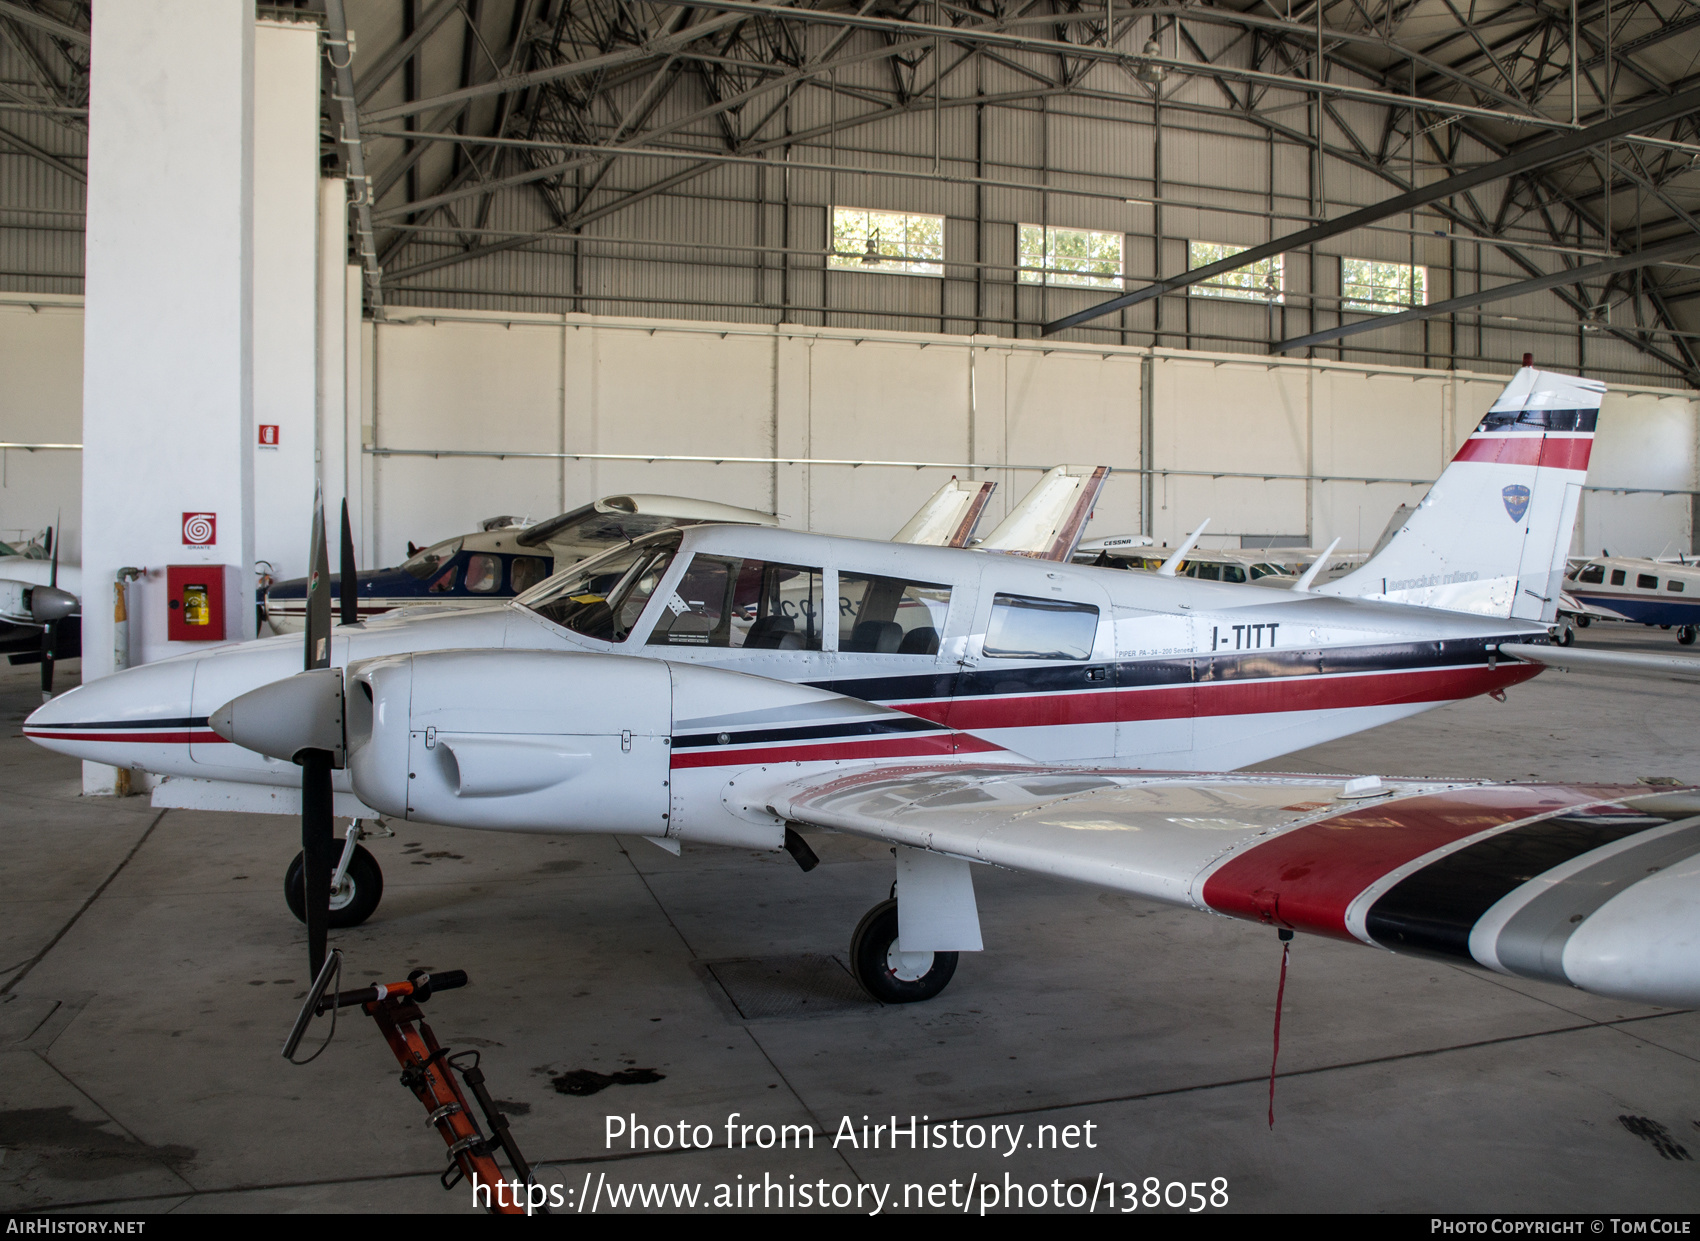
[346,649,674,834]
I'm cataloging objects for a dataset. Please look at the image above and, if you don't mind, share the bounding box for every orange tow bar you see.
[286,954,541,1214]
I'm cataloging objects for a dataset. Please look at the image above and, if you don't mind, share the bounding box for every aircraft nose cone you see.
[23,657,199,764]
[29,584,78,624]
[210,668,344,764]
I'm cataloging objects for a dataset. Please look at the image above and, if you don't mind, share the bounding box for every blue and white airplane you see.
[262,494,777,633]
[1562,553,1700,643]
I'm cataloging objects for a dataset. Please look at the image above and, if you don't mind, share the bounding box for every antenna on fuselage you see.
[1156,519,1210,577]
[1291,538,1343,593]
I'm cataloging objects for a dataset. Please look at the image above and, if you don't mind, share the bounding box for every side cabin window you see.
[1611,569,1627,586]
[983,593,1099,661]
[839,573,950,654]
[1638,573,1659,590]
[648,555,824,650]
[1576,564,1605,585]
[427,563,459,594]
[521,538,678,642]
[510,555,549,593]
[1669,579,1686,593]
[465,553,502,593]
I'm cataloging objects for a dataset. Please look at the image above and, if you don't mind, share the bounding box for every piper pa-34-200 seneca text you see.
[28,361,1700,1012]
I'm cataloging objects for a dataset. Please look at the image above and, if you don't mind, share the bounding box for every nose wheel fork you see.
[286,818,386,928]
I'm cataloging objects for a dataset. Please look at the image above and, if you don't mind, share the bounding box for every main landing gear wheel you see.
[285,845,383,928]
[849,898,957,1004]
[1554,621,1576,646]
[1576,614,1592,628]
[1681,626,1698,646]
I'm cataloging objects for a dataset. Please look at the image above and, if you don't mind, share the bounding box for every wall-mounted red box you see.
[166,564,241,642]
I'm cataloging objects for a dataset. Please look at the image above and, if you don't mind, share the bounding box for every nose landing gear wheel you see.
[849,898,957,1003]
[285,844,383,928]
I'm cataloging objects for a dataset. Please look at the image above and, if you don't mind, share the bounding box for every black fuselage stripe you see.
[815,636,1531,704]
[32,716,208,731]
[1364,809,1692,960]
[671,717,943,749]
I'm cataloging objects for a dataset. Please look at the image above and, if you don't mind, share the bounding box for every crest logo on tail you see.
[1502,485,1530,523]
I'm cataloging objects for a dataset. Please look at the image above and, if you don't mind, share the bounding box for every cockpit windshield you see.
[518,533,680,642]
[515,506,696,563]
[401,537,463,580]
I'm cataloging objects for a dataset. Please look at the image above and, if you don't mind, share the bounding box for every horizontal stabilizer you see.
[1498,642,1700,683]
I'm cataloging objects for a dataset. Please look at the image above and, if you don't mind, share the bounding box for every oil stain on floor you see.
[0,1105,195,1183]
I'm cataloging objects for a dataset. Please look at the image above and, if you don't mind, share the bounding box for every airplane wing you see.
[1499,642,1700,683]
[766,764,1700,1008]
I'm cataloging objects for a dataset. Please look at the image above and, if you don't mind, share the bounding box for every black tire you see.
[1661,624,1673,630]
[284,845,383,928]
[1681,626,1698,646]
[1555,623,1575,647]
[1576,615,1592,628]
[849,898,957,1004]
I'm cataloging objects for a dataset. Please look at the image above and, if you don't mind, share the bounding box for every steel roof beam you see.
[1270,233,1699,355]
[0,0,85,47]
[1040,80,1700,336]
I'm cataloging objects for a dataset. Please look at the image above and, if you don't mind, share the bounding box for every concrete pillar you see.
[317,178,348,525]
[253,18,322,585]
[82,0,256,795]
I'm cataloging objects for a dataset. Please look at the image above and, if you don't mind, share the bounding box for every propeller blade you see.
[339,499,357,628]
[302,489,335,977]
[48,515,58,589]
[306,490,331,671]
[302,750,334,979]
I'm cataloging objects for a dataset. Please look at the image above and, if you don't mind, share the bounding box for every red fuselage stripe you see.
[1451,435,1592,470]
[893,663,1540,730]
[1200,785,1624,940]
[22,730,227,745]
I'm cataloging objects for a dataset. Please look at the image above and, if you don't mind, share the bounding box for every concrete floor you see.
[4,623,1700,1215]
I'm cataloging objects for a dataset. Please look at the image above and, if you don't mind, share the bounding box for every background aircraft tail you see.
[1318,360,1602,623]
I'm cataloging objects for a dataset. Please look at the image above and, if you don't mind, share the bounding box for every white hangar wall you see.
[5,302,1696,571]
[0,294,83,560]
[361,309,1698,566]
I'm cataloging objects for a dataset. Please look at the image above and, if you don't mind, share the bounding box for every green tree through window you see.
[1342,258,1427,313]
[1187,241,1284,302]
[829,207,944,276]
[1018,224,1123,288]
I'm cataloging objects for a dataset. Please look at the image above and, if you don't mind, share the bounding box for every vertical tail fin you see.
[978,464,1110,561]
[1318,363,1602,622]
[893,477,997,546]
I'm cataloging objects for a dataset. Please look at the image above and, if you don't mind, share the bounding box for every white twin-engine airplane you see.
[27,363,1700,1011]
